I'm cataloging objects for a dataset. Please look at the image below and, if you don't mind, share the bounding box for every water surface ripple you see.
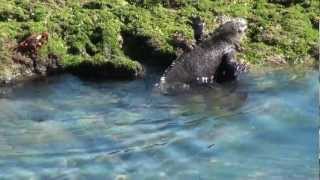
[0,68,317,180]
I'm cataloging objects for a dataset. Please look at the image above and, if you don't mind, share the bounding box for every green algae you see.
[0,0,318,81]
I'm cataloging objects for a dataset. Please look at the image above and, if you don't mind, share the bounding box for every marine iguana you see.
[158,18,248,94]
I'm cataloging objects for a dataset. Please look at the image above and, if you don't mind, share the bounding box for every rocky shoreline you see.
[0,0,318,85]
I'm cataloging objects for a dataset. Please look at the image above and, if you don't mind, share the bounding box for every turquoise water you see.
[0,68,318,179]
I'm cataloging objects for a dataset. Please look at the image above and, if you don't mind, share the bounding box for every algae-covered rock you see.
[0,0,319,84]
[0,0,144,84]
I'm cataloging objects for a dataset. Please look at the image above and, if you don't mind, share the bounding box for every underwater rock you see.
[115,174,128,180]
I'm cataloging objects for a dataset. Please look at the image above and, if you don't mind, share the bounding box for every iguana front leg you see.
[214,51,240,83]
[234,42,244,52]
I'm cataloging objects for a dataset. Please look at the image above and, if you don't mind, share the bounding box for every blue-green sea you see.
[0,68,318,180]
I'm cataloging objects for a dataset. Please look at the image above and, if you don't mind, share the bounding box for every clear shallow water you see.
[0,68,318,180]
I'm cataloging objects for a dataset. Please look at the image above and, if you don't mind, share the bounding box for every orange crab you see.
[16,32,49,55]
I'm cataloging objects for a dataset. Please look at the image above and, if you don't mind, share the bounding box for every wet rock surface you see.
[0,33,62,85]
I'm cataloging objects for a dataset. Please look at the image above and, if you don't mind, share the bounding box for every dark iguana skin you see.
[159,19,247,94]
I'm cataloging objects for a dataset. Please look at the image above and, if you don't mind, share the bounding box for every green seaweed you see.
[0,0,318,80]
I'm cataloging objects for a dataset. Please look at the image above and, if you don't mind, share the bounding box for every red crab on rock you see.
[16,32,49,56]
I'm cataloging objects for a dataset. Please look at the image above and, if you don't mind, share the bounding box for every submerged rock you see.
[115,174,128,180]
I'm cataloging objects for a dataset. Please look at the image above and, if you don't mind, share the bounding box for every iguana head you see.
[214,18,248,43]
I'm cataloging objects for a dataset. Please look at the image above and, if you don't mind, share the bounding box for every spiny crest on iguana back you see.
[203,18,247,49]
